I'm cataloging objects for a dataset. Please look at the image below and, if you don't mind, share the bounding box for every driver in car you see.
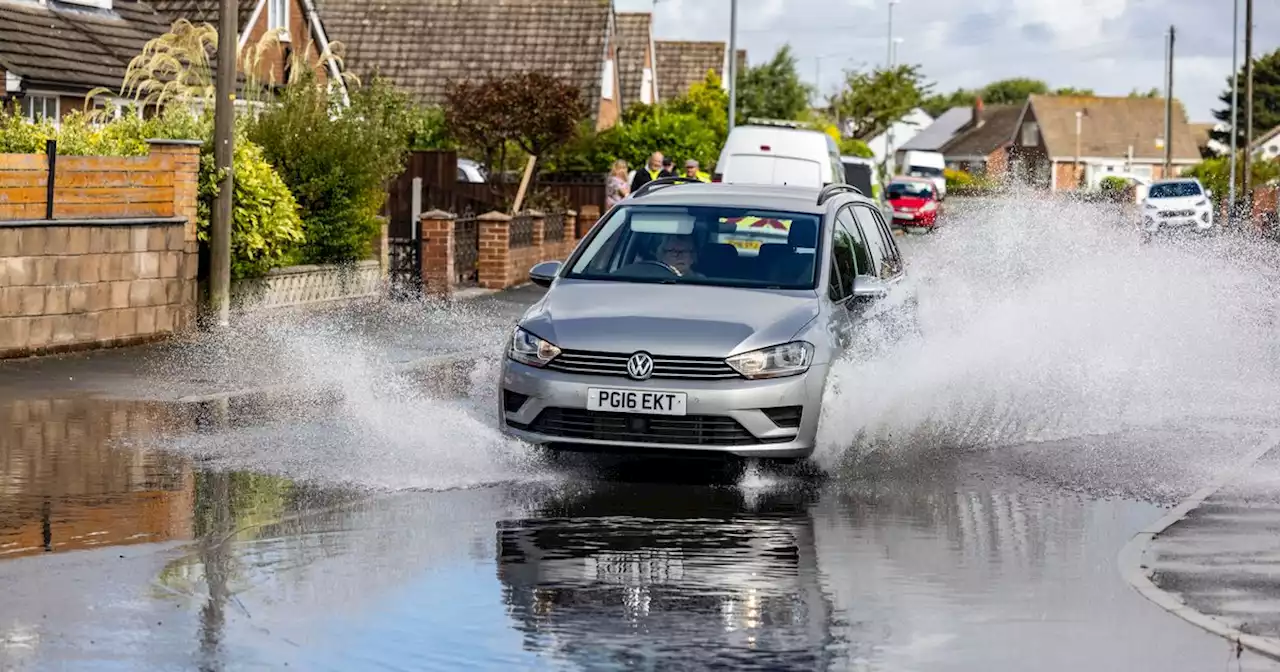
[656,234,701,277]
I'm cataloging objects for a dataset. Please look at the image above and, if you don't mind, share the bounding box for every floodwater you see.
[5,194,1280,670]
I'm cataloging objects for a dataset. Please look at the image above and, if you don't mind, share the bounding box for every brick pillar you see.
[146,139,201,332]
[563,210,579,246]
[478,211,512,290]
[578,204,600,239]
[419,210,456,297]
[523,210,546,248]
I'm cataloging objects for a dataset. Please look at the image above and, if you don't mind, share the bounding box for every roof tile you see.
[941,104,1022,158]
[1028,94,1200,162]
[654,39,723,102]
[615,11,649,109]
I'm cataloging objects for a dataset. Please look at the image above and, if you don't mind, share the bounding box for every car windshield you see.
[888,181,933,199]
[1148,182,1202,199]
[566,205,822,290]
[907,166,944,178]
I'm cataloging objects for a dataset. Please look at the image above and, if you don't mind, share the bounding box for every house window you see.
[1020,121,1039,146]
[601,59,615,100]
[640,67,653,105]
[268,0,290,38]
[23,95,59,125]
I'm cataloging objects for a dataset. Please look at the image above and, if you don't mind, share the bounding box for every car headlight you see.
[921,201,938,212]
[509,327,561,368]
[725,341,814,379]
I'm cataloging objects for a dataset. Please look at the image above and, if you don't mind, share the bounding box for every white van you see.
[714,122,845,188]
[901,150,947,199]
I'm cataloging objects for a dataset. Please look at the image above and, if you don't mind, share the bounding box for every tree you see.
[735,44,812,123]
[1053,87,1094,96]
[1211,48,1280,149]
[979,77,1049,104]
[1129,87,1161,98]
[921,88,976,117]
[666,70,730,139]
[830,64,933,139]
[443,72,589,194]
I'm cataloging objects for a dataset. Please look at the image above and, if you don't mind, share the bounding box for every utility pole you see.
[1242,0,1254,208]
[1228,0,1240,222]
[884,0,899,177]
[210,0,237,328]
[1163,25,1174,177]
[727,0,738,132]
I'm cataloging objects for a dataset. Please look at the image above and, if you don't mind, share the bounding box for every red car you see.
[887,176,942,231]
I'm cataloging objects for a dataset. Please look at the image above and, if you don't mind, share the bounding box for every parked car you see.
[458,158,487,183]
[886,176,942,232]
[1140,178,1214,241]
[841,155,892,221]
[900,150,947,199]
[714,121,845,188]
[498,177,916,463]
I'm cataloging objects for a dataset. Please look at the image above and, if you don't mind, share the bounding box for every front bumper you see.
[498,359,829,459]
[1142,208,1212,233]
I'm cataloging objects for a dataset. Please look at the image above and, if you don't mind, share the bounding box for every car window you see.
[835,208,871,276]
[829,220,855,302]
[887,180,934,199]
[850,205,888,278]
[1148,182,1202,198]
[566,204,822,290]
[856,203,903,278]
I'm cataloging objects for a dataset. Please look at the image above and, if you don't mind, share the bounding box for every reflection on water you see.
[0,398,194,557]
[498,483,838,670]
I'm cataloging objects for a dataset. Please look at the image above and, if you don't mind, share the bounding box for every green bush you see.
[196,138,306,279]
[248,73,414,264]
[838,137,873,158]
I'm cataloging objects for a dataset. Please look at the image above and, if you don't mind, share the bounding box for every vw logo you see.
[626,352,654,380]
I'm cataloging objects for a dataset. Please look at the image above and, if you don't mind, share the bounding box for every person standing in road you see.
[630,151,673,193]
[683,159,710,182]
[606,159,630,209]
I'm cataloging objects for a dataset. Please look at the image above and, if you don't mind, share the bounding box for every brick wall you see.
[0,398,195,557]
[0,140,201,358]
[421,209,578,297]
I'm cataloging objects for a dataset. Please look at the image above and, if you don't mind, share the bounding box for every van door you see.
[722,155,823,187]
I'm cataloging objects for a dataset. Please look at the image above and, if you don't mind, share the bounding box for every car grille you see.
[527,408,782,446]
[1159,209,1195,218]
[546,349,740,380]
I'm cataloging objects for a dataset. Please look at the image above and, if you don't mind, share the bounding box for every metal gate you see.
[388,235,421,298]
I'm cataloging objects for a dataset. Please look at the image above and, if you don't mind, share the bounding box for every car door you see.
[826,208,862,349]
[851,202,905,288]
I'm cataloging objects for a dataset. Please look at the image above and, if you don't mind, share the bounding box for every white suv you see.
[1141,178,1213,237]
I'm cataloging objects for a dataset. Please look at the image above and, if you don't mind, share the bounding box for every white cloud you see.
[616,0,1280,121]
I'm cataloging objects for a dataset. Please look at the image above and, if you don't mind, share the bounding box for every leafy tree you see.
[248,73,416,264]
[830,64,933,139]
[838,137,873,158]
[1129,87,1161,98]
[1053,87,1094,96]
[921,87,976,118]
[443,72,589,192]
[1183,155,1280,205]
[979,77,1049,104]
[1211,47,1280,149]
[735,45,812,123]
[407,104,455,151]
[666,71,730,139]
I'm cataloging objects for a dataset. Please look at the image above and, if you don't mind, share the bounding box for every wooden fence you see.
[0,148,177,221]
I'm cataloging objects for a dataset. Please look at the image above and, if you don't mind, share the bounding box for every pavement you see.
[1143,439,1280,659]
[0,284,546,403]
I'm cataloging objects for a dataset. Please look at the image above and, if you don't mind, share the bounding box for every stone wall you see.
[0,140,200,359]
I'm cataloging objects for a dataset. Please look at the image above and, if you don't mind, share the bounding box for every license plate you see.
[587,388,687,416]
[893,211,915,220]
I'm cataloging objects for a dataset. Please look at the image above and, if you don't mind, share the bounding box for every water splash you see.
[814,194,1280,472]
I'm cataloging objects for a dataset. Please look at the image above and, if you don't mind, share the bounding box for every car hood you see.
[519,280,820,358]
[1146,195,1207,210]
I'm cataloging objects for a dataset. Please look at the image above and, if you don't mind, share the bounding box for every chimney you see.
[973,95,985,128]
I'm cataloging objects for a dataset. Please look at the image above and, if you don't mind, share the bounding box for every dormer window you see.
[268,0,290,40]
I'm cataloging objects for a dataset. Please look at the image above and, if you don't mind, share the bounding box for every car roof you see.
[626,182,870,215]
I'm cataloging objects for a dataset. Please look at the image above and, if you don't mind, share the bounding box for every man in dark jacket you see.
[630,151,674,193]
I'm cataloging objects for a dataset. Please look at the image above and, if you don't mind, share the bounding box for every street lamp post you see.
[1228,0,1240,223]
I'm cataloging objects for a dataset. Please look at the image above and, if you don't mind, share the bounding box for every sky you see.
[616,0,1280,123]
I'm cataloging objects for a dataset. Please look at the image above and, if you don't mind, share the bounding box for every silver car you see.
[499,179,915,461]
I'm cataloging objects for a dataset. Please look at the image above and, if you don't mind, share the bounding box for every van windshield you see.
[566,205,822,290]
[907,166,944,178]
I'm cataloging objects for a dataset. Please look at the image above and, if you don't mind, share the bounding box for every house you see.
[860,108,932,166]
[1249,124,1280,161]
[313,0,623,131]
[940,100,1023,177]
[151,0,344,92]
[653,40,746,101]
[893,106,972,167]
[615,12,658,111]
[0,0,172,124]
[1007,94,1201,191]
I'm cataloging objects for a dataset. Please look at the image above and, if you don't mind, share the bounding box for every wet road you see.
[5,198,1280,670]
[2,394,1279,670]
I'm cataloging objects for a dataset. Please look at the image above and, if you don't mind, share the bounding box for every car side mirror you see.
[528,261,562,288]
[851,274,888,302]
